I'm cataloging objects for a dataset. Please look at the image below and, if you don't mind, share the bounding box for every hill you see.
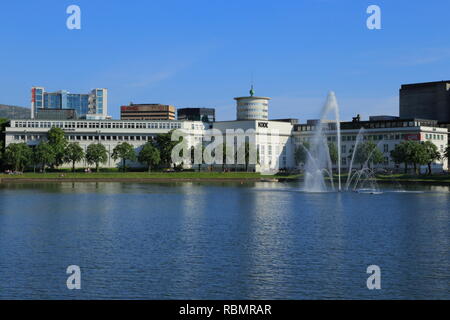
[0,104,30,119]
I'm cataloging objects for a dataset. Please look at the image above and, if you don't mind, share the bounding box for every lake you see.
[0,181,449,299]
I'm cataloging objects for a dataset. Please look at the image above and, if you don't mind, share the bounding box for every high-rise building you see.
[234,86,270,121]
[177,108,215,122]
[400,81,450,122]
[120,104,176,120]
[31,87,108,120]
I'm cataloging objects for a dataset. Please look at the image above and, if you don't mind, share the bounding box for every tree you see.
[390,142,409,173]
[0,118,8,168]
[33,142,55,173]
[64,143,85,172]
[236,141,254,172]
[220,142,227,171]
[112,142,136,172]
[190,144,205,171]
[408,141,428,174]
[4,143,32,171]
[294,142,310,166]
[47,127,68,168]
[422,141,441,175]
[328,142,338,165]
[0,118,8,169]
[154,131,178,168]
[85,143,108,172]
[445,146,450,162]
[354,141,383,169]
[138,142,160,172]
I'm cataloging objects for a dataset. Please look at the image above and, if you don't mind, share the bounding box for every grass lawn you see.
[327,173,450,183]
[374,173,450,183]
[0,171,300,181]
[2,171,448,183]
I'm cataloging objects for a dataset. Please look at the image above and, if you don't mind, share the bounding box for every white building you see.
[213,120,295,172]
[235,86,270,121]
[293,118,449,172]
[5,119,206,169]
[4,91,449,173]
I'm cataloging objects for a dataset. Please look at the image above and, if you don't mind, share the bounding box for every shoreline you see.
[0,177,281,183]
[1,175,449,185]
[0,173,294,184]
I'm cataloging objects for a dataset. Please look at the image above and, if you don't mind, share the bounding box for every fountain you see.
[303,92,341,192]
[302,92,381,193]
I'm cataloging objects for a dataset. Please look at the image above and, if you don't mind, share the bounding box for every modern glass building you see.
[177,108,215,122]
[31,87,108,120]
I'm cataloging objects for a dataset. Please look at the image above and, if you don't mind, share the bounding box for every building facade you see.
[212,120,295,172]
[177,108,215,122]
[4,88,449,173]
[31,87,108,120]
[6,119,205,169]
[120,104,176,120]
[293,118,448,172]
[400,81,450,123]
[7,117,447,172]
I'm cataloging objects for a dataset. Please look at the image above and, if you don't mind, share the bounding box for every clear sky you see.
[0,0,449,121]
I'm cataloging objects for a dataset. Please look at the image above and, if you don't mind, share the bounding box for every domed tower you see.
[234,86,271,121]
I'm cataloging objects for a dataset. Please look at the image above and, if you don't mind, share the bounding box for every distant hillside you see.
[0,104,30,119]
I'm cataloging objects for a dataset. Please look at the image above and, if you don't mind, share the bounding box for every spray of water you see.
[303,92,341,192]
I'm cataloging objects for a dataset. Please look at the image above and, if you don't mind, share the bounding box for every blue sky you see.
[0,0,449,121]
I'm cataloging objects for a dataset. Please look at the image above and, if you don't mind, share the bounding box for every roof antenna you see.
[250,71,255,96]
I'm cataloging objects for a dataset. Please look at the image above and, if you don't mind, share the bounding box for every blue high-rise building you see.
[31,87,108,120]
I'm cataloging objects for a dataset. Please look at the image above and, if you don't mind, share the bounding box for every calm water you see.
[0,181,449,299]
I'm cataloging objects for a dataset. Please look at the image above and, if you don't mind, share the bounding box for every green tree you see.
[190,144,205,171]
[112,142,136,172]
[64,143,85,172]
[155,131,178,168]
[4,143,32,171]
[33,142,55,173]
[422,141,441,175]
[390,142,409,173]
[138,142,160,172]
[408,141,428,174]
[328,142,338,165]
[445,146,450,162]
[0,118,8,169]
[85,143,108,172]
[47,127,68,168]
[354,141,383,169]
[236,141,252,172]
[294,142,310,166]
[233,140,259,172]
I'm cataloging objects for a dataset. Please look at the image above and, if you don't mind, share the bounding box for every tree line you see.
[0,127,178,173]
[294,140,449,175]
